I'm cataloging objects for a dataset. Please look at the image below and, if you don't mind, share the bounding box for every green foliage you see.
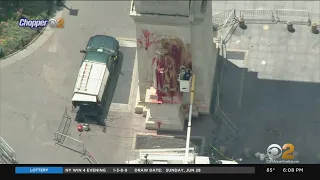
[0,1,55,58]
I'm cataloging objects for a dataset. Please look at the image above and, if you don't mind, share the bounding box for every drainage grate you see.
[226,50,246,60]
[134,135,203,151]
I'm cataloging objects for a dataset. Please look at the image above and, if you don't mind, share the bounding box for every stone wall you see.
[134,1,190,16]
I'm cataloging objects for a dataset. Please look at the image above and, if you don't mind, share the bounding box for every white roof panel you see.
[74,61,108,96]
[72,93,96,102]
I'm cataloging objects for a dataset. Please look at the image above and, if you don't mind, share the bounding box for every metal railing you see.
[212,9,237,30]
[54,132,85,154]
[0,137,18,164]
[84,148,99,164]
[219,9,237,42]
[57,107,71,135]
[240,9,276,24]
[276,9,310,25]
[212,85,239,147]
[309,13,320,23]
[53,108,99,164]
[54,132,99,164]
[213,9,317,28]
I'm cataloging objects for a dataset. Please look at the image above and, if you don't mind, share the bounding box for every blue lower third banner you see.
[15,167,63,174]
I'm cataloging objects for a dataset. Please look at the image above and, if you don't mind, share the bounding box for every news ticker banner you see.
[12,166,309,174]
[15,166,254,174]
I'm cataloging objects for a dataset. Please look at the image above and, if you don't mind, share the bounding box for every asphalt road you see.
[0,1,139,164]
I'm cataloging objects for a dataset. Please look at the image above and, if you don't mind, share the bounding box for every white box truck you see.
[72,35,119,117]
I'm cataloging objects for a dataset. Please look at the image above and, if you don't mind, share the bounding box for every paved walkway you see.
[0,1,142,164]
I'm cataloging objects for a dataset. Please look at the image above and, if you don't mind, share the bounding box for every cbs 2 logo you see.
[48,17,64,28]
[56,18,64,28]
[268,143,295,159]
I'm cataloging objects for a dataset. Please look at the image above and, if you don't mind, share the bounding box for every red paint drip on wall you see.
[137,29,158,50]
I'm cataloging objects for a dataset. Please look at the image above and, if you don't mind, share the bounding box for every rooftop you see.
[160,1,320,164]
[217,22,320,163]
[212,1,320,163]
[226,23,320,82]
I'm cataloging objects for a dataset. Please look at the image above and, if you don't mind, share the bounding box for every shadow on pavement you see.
[216,55,320,164]
[57,0,79,16]
[157,52,320,163]
[74,52,124,127]
[112,47,136,104]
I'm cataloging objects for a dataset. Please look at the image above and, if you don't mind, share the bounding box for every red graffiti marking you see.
[137,29,158,50]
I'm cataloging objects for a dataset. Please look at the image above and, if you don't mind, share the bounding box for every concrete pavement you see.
[0,1,142,164]
[211,1,320,163]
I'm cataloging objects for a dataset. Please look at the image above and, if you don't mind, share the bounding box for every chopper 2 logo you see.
[18,17,64,28]
[266,143,299,164]
[48,17,65,28]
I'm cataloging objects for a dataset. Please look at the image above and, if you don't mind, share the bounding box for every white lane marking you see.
[48,32,59,52]
[128,50,138,112]
[109,103,130,112]
[116,37,137,47]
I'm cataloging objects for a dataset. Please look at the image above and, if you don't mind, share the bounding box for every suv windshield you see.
[86,46,114,54]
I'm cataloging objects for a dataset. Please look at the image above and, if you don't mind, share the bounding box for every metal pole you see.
[184,74,196,164]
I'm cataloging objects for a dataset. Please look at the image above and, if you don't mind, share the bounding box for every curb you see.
[0,4,64,69]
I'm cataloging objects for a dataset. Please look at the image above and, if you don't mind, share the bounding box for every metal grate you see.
[226,51,246,61]
[276,9,310,25]
[240,9,276,24]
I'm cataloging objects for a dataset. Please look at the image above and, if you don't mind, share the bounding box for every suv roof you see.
[84,51,110,64]
[87,35,119,54]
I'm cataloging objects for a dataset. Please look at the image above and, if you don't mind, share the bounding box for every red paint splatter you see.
[142,30,151,38]
[137,29,158,50]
